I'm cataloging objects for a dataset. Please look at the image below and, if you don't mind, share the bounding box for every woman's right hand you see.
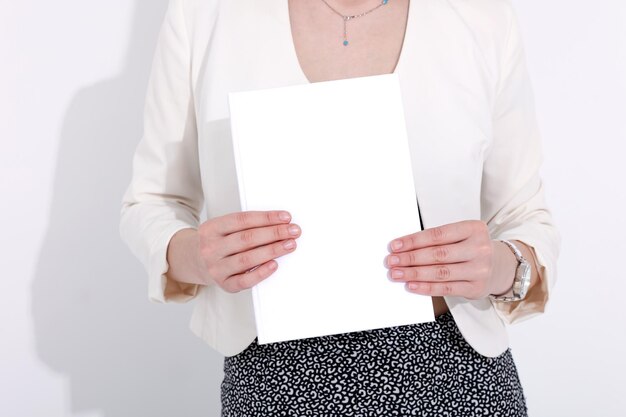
[196,210,301,293]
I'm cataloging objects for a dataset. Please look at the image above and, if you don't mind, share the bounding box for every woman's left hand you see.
[384,220,513,299]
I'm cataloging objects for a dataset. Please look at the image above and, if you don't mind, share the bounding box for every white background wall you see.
[1,0,624,416]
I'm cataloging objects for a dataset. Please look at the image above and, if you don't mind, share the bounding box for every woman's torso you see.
[183,0,513,357]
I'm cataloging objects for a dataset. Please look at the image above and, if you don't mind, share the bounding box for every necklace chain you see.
[319,0,389,46]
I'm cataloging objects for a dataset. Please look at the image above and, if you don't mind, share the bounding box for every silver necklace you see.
[320,0,390,46]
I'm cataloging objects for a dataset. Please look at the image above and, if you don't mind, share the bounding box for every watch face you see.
[518,261,532,298]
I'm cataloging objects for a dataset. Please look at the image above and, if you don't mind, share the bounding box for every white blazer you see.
[119,0,561,358]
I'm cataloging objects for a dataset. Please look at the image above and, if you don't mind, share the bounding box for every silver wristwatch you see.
[489,239,532,302]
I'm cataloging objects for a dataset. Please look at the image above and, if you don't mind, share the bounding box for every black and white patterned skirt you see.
[221,311,528,416]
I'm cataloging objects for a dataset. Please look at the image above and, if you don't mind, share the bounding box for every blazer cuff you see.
[148,222,202,304]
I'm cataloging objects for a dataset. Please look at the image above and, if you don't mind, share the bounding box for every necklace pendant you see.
[320,0,393,47]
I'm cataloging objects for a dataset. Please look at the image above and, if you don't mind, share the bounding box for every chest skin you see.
[288,0,410,82]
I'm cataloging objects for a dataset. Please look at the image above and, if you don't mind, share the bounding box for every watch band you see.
[489,239,532,302]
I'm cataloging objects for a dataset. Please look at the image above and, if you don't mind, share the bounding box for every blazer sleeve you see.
[119,0,205,303]
[481,2,561,324]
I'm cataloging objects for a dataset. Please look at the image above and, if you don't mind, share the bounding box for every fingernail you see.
[391,240,403,250]
[288,225,301,236]
[283,240,295,249]
[268,261,277,270]
[388,255,400,266]
[279,211,291,221]
[391,269,404,279]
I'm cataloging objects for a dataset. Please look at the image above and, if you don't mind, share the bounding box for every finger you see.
[404,281,478,298]
[384,240,475,268]
[209,211,292,236]
[222,260,279,293]
[387,262,475,283]
[388,220,481,253]
[216,223,302,257]
[218,239,297,278]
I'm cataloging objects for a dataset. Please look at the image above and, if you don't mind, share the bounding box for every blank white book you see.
[228,73,435,345]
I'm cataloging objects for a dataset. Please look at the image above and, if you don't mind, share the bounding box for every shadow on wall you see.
[30,1,223,416]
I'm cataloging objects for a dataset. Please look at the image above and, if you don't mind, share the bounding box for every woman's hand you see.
[194,210,301,293]
[384,220,515,299]
[167,211,301,293]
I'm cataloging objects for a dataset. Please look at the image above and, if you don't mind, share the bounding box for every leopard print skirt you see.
[221,311,528,416]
